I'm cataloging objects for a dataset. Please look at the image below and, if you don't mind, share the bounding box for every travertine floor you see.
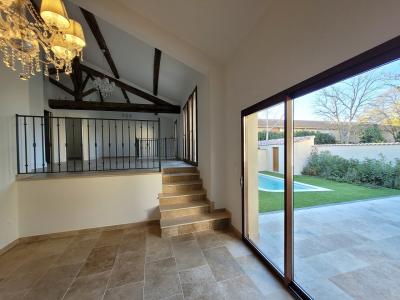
[0,225,293,300]
[256,196,400,300]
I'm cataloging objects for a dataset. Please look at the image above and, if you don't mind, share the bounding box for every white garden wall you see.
[314,143,400,163]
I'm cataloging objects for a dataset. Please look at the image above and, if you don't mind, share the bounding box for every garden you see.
[259,151,400,213]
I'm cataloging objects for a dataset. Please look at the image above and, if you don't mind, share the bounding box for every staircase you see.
[159,166,231,237]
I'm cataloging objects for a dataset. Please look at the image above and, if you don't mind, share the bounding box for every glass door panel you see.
[293,59,400,299]
[244,102,285,272]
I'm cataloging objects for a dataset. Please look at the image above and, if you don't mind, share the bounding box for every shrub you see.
[302,151,400,190]
[258,130,336,144]
[359,125,385,143]
[258,131,284,141]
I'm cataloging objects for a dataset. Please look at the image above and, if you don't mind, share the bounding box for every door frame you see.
[241,35,400,300]
[183,87,198,166]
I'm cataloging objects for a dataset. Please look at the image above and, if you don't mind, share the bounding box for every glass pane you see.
[244,102,285,272]
[293,59,400,298]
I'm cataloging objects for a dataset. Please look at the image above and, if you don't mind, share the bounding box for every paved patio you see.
[253,196,400,300]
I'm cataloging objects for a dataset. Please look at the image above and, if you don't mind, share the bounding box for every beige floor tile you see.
[194,230,224,250]
[159,294,183,300]
[263,289,294,300]
[109,255,145,288]
[172,240,206,271]
[63,271,111,300]
[104,282,144,300]
[202,246,244,282]
[78,245,118,277]
[145,236,173,263]
[144,257,181,300]
[179,265,223,300]
[235,254,285,296]
[0,289,29,300]
[95,229,124,248]
[218,275,264,300]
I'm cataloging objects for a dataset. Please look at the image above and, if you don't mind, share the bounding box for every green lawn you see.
[260,171,400,213]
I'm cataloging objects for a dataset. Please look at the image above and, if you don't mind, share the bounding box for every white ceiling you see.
[54,1,204,105]
[115,0,272,63]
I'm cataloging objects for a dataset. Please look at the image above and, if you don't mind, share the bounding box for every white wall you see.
[0,64,45,248]
[225,0,400,230]
[74,0,227,210]
[17,173,161,237]
[315,143,400,163]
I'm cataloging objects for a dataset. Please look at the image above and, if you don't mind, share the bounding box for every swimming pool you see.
[258,173,332,192]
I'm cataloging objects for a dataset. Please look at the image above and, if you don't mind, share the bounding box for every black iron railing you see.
[16,114,178,174]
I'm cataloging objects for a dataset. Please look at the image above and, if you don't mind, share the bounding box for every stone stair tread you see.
[162,167,197,174]
[163,180,202,186]
[159,189,206,198]
[160,211,230,228]
[159,200,209,212]
[162,172,199,177]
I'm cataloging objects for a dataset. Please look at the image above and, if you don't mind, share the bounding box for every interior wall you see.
[17,173,161,237]
[74,0,227,209]
[224,0,400,230]
[0,64,44,248]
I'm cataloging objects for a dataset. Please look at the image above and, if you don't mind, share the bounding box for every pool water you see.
[258,174,331,192]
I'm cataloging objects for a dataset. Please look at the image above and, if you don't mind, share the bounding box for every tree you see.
[359,125,385,143]
[361,87,400,142]
[314,71,386,143]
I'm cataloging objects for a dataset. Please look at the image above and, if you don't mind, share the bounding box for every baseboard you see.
[0,239,20,256]
[0,220,159,255]
[224,208,242,239]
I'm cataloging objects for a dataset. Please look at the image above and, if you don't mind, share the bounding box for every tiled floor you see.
[254,196,400,300]
[0,225,293,300]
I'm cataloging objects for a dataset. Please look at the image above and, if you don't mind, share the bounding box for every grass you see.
[259,171,400,213]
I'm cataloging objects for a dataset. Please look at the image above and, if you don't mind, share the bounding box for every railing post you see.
[15,114,20,174]
[158,118,161,172]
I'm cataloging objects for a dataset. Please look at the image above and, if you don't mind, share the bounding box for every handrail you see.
[16,114,178,174]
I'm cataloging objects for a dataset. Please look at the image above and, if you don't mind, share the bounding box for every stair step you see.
[162,167,197,174]
[163,180,203,193]
[159,190,207,205]
[159,200,210,218]
[162,173,200,184]
[160,210,230,237]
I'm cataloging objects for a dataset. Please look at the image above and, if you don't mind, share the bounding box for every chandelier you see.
[0,0,86,80]
[93,76,115,97]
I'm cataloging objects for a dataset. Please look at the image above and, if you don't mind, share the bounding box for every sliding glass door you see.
[242,37,400,300]
[183,88,198,165]
[243,102,286,273]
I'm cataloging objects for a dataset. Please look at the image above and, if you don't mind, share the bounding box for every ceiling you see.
[115,0,272,63]
[49,0,203,105]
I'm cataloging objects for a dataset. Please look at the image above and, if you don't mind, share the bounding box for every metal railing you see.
[16,114,178,174]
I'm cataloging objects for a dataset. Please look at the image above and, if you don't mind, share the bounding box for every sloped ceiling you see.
[50,0,203,105]
[114,0,272,63]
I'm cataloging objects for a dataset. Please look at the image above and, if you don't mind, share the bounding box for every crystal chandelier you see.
[93,76,115,97]
[0,0,86,80]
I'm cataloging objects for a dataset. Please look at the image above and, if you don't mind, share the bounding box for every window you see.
[242,36,400,299]
[183,88,198,165]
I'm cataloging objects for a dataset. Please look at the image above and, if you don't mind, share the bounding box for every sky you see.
[258,59,400,121]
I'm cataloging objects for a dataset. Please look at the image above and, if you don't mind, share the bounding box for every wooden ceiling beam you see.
[48,99,180,114]
[80,7,130,103]
[82,88,98,98]
[49,77,74,96]
[153,48,162,95]
[79,64,177,107]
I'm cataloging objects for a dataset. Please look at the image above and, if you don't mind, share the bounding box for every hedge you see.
[302,151,400,189]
